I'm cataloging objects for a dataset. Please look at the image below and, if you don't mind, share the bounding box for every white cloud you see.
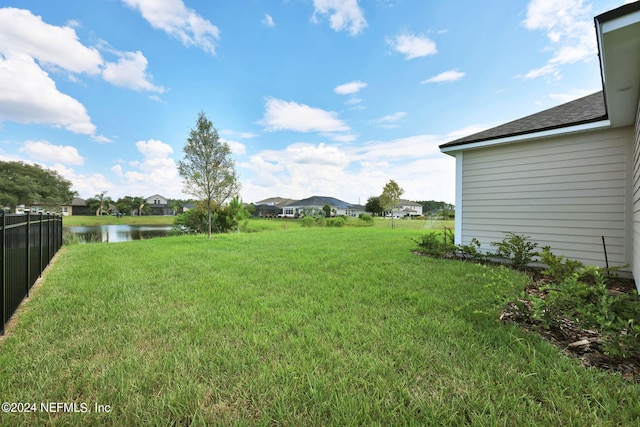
[221,139,247,156]
[334,80,368,95]
[371,112,407,128]
[260,98,349,133]
[91,134,113,143]
[0,53,96,135]
[122,0,220,54]
[20,140,84,165]
[421,69,465,84]
[387,33,437,60]
[102,50,165,93]
[136,139,174,160]
[0,7,165,139]
[549,88,593,103]
[262,14,275,28]
[108,139,182,198]
[328,133,358,143]
[286,142,350,167]
[312,0,367,36]
[53,163,115,199]
[238,135,455,205]
[221,129,259,139]
[0,8,103,74]
[520,0,596,79]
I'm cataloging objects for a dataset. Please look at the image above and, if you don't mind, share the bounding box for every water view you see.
[65,224,172,243]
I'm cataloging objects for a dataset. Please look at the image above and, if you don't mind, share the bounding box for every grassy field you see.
[1,227,637,425]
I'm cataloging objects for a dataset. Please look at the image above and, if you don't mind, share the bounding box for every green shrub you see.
[326,216,346,227]
[172,206,235,234]
[301,216,316,228]
[456,238,486,262]
[491,232,539,269]
[540,246,583,281]
[414,232,455,258]
[358,213,374,224]
[528,266,640,358]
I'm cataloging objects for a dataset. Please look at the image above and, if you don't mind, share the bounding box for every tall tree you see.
[86,191,113,216]
[379,179,404,229]
[178,112,240,238]
[365,196,383,216]
[0,161,75,212]
[115,196,147,216]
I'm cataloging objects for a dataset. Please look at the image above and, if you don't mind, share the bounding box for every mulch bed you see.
[499,269,640,383]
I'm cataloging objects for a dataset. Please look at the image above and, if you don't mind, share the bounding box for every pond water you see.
[65,224,172,243]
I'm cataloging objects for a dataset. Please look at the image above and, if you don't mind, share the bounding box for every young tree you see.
[379,179,404,229]
[178,112,240,238]
[228,195,250,233]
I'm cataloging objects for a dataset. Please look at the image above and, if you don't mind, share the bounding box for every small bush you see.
[491,232,539,269]
[358,213,374,224]
[326,216,346,227]
[456,238,486,262]
[414,232,455,258]
[540,246,583,282]
[301,216,316,228]
[526,266,640,358]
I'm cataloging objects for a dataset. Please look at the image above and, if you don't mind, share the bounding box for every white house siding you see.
[632,101,640,290]
[460,127,632,269]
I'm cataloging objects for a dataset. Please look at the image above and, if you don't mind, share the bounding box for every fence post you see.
[1,211,5,335]
[26,211,30,298]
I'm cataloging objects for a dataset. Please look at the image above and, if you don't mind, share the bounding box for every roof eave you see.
[440,119,611,155]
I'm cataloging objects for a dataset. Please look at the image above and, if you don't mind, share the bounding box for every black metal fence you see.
[1,212,63,335]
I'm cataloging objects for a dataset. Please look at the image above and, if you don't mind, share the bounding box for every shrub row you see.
[415,231,640,359]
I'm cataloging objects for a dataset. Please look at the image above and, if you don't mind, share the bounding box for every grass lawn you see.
[1,227,637,425]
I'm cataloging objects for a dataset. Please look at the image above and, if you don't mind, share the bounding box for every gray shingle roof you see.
[285,196,353,209]
[440,91,607,149]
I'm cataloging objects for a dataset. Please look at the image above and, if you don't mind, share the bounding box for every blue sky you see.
[0,0,631,205]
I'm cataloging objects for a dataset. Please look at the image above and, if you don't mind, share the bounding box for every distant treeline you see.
[415,200,455,214]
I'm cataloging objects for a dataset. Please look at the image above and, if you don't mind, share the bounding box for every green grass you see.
[1,227,638,425]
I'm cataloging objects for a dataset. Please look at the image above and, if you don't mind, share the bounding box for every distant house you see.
[61,197,90,216]
[252,197,294,218]
[144,194,174,215]
[281,196,367,218]
[388,199,423,218]
[16,197,87,215]
[439,2,640,290]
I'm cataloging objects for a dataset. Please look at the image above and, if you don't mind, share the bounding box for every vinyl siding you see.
[633,101,640,290]
[460,127,631,268]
